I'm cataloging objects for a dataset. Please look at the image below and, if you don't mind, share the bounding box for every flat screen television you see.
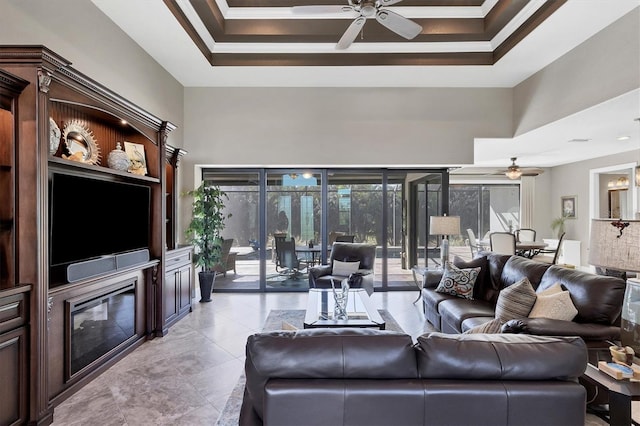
[49,172,151,267]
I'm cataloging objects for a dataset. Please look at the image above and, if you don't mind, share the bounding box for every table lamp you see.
[588,219,640,355]
[429,215,461,265]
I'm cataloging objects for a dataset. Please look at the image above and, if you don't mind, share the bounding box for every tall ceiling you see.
[93,0,640,170]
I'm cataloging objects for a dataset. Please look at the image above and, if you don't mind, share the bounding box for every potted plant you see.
[550,216,566,239]
[185,182,231,302]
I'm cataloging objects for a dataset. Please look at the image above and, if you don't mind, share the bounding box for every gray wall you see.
[0,0,185,148]
[513,8,640,136]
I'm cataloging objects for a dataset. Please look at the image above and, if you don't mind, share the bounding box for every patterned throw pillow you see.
[435,262,480,300]
[529,290,578,321]
[494,278,537,322]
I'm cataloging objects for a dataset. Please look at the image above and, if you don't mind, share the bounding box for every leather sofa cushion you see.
[263,379,425,426]
[438,298,495,332]
[479,252,511,303]
[416,332,587,380]
[538,265,625,324]
[244,328,417,419]
[500,256,551,290]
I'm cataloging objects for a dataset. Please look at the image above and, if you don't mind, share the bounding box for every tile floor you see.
[51,290,619,425]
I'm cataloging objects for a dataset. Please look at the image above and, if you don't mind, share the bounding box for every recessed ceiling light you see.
[617,135,631,141]
[567,138,591,143]
[120,119,128,125]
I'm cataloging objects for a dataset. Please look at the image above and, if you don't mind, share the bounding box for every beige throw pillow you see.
[332,260,360,276]
[529,291,578,321]
[537,282,564,296]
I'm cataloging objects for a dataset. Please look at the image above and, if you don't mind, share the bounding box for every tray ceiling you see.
[164,0,567,67]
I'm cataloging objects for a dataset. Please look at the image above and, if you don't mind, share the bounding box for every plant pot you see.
[198,271,216,303]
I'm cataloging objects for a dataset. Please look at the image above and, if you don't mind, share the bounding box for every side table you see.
[582,362,640,425]
[411,266,441,304]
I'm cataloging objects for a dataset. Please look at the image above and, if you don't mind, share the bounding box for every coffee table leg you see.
[609,391,632,426]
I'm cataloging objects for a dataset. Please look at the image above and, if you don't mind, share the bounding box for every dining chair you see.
[532,232,565,264]
[516,228,536,242]
[466,228,480,257]
[489,232,516,255]
[335,235,355,243]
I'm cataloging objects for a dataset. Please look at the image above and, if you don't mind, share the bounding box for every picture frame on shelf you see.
[561,195,577,219]
[124,141,147,176]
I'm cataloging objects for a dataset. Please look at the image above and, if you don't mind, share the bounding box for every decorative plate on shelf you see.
[49,117,61,155]
[61,120,101,165]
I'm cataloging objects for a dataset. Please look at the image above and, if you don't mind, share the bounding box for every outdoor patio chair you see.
[275,237,308,279]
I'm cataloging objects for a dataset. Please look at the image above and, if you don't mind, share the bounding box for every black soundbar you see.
[66,249,150,283]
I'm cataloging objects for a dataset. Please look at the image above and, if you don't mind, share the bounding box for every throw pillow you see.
[453,255,488,300]
[537,282,564,296]
[529,291,578,321]
[435,262,480,300]
[464,318,503,334]
[332,259,360,276]
[494,278,537,322]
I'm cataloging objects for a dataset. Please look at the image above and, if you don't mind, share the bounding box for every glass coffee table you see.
[304,288,385,329]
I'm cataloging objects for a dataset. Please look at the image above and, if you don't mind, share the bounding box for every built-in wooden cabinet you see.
[0,46,191,425]
[164,245,193,333]
[0,66,30,426]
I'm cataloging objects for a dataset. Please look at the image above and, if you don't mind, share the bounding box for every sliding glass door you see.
[200,168,448,292]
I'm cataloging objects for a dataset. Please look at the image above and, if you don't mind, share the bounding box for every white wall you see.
[0,0,185,148]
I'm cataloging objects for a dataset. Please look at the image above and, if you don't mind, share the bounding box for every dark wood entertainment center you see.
[0,46,192,425]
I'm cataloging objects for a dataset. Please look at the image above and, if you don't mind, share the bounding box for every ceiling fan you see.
[500,157,544,179]
[292,0,422,50]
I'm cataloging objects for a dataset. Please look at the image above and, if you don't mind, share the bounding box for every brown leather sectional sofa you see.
[240,328,588,426]
[422,253,626,349]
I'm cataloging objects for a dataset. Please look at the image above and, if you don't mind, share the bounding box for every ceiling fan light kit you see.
[505,157,523,180]
[293,0,423,50]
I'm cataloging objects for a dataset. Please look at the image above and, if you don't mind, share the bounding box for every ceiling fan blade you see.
[375,10,422,40]
[292,5,354,14]
[378,0,405,6]
[336,16,366,50]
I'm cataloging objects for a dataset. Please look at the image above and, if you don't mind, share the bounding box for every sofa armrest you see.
[309,265,332,279]
[502,318,620,342]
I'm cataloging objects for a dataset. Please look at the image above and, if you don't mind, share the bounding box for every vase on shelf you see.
[107,142,130,171]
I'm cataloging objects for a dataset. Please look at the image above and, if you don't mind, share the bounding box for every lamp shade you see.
[429,216,461,236]
[588,219,640,272]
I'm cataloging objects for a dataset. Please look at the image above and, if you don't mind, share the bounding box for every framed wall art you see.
[123,141,147,175]
[561,195,577,219]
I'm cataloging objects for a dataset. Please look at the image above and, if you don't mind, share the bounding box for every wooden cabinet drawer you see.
[166,251,192,270]
[0,292,26,334]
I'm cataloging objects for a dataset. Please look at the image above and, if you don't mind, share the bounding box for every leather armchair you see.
[308,242,376,295]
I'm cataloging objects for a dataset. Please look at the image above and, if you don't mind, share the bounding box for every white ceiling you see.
[93,0,640,170]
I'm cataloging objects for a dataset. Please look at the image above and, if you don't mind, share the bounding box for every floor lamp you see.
[429,215,461,266]
[588,218,640,355]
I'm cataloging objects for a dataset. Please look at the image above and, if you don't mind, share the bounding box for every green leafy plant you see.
[550,216,566,239]
[184,182,231,271]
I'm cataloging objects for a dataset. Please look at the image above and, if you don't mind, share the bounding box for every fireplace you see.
[66,282,136,378]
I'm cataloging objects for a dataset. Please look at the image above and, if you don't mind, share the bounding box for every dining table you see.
[479,239,548,258]
[295,245,330,266]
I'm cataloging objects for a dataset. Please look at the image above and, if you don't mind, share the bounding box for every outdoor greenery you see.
[184,183,231,271]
